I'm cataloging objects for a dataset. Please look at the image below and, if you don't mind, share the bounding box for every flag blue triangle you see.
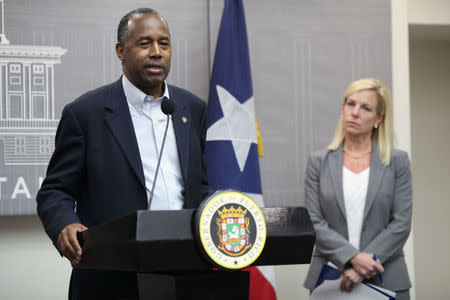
[205,0,262,195]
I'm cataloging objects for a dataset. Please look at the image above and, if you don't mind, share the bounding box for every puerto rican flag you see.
[204,0,276,299]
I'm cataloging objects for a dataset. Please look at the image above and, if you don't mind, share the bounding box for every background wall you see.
[0,0,419,299]
[391,0,415,297]
[409,0,450,25]
[1,0,392,214]
[410,27,450,300]
[0,216,70,299]
[409,0,450,299]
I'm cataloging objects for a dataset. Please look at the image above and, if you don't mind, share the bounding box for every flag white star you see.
[207,85,257,172]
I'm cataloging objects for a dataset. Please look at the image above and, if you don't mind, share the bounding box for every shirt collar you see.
[122,74,170,109]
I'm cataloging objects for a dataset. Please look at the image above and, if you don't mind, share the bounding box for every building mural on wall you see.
[0,2,66,166]
[0,0,66,215]
[0,45,66,165]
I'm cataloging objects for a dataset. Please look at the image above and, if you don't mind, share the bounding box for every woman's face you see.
[341,89,384,138]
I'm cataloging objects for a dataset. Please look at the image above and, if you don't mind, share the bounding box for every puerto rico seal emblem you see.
[194,190,267,270]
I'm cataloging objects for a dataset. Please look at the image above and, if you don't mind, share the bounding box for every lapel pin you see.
[182,116,188,124]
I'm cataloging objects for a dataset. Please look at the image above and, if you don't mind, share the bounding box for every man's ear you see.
[115,42,124,62]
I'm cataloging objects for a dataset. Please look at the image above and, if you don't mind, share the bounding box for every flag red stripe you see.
[245,266,277,300]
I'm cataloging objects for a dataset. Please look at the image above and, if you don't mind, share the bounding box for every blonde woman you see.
[303,78,412,299]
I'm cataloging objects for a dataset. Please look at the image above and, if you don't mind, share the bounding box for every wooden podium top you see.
[77,206,315,273]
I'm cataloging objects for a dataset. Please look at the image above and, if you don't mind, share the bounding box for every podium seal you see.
[194,190,267,270]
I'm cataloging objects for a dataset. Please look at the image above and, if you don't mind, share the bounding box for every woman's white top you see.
[343,166,370,250]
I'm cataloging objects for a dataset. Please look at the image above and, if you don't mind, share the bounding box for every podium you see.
[77,207,315,299]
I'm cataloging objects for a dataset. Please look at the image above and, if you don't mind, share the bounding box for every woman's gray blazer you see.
[303,144,412,292]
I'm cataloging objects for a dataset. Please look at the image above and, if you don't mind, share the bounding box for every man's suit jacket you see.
[303,144,412,292]
[36,78,210,299]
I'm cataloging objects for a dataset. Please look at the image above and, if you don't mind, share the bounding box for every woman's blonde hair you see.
[328,78,393,165]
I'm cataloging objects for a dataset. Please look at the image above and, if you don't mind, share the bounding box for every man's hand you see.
[350,253,384,279]
[57,223,88,265]
[340,268,363,292]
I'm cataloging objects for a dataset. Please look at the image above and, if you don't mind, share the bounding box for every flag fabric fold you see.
[204,0,276,299]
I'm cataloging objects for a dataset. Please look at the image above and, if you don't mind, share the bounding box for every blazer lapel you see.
[363,143,385,220]
[328,146,347,219]
[170,90,191,185]
[104,80,145,188]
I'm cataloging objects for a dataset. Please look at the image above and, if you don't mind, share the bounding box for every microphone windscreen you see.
[161,97,175,115]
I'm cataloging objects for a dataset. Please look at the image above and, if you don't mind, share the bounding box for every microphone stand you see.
[148,97,175,210]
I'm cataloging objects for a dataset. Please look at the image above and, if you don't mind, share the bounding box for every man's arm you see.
[36,105,87,261]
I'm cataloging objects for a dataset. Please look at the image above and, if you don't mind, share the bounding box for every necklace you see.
[343,148,371,159]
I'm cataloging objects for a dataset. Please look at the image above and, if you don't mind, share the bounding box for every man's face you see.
[116,13,171,96]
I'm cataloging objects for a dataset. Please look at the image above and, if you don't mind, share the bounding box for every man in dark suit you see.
[36,8,210,300]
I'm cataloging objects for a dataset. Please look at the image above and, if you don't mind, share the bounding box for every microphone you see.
[161,97,175,115]
[148,97,175,210]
